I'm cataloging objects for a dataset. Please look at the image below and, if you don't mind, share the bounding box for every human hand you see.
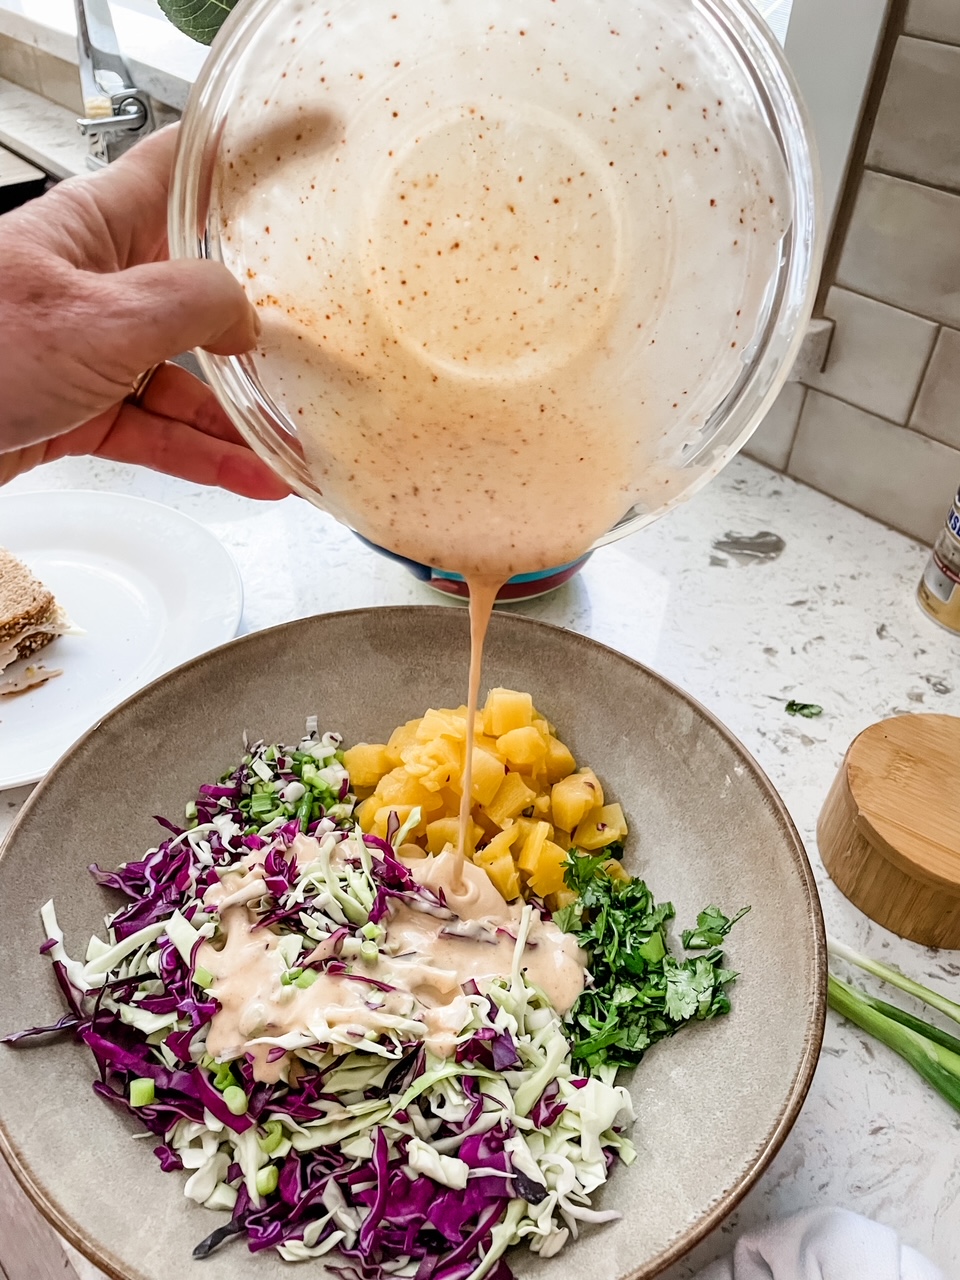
[0,125,289,499]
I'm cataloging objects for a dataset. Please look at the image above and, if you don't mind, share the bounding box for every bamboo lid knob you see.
[818,714,960,949]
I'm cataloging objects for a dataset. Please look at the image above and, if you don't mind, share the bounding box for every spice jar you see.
[917,486,960,634]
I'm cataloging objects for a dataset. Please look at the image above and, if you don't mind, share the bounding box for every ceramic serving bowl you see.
[0,609,825,1280]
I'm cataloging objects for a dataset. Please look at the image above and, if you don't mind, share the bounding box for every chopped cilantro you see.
[682,904,751,950]
[785,700,823,718]
[558,852,749,1074]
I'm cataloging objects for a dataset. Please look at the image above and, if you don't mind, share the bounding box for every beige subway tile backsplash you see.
[906,0,960,45]
[37,54,82,115]
[806,287,936,423]
[0,38,80,113]
[789,389,960,543]
[743,383,806,470]
[868,37,960,191]
[910,326,960,448]
[837,172,960,327]
[0,37,39,94]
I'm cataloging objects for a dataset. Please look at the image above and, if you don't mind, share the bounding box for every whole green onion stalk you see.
[827,938,960,1113]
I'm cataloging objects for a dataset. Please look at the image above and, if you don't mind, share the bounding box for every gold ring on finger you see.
[127,362,165,406]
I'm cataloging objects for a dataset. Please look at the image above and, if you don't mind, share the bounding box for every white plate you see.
[0,491,243,789]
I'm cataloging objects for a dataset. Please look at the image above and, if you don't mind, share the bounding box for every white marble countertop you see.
[2,452,958,1278]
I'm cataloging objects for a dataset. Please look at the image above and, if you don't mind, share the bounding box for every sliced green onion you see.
[222,1085,249,1116]
[280,968,303,986]
[193,966,214,990]
[361,923,384,942]
[129,1078,155,1108]
[359,940,379,964]
[258,1121,285,1155]
[294,969,319,990]
[256,1165,279,1197]
[249,794,278,818]
[297,792,313,833]
[184,800,198,823]
[213,1062,237,1092]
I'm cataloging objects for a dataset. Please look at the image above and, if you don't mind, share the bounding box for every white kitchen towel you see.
[693,1208,944,1280]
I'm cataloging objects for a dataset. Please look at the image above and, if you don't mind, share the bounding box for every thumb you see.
[88,257,260,376]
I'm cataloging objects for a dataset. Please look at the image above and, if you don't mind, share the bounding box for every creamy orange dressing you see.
[198,841,585,1083]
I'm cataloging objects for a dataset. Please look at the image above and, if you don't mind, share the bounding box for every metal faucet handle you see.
[77,95,148,138]
[73,0,153,166]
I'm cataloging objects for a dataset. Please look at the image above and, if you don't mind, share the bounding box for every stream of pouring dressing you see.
[454,580,501,883]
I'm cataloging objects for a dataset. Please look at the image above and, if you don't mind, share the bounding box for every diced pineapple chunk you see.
[471,808,501,841]
[532,794,552,818]
[386,719,422,766]
[482,772,537,827]
[543,737,577,784]
[482,688,534,738]
[551,768,604,833]
[468,748,506,806]
[425,816,481,855]
[517,820,552,874]
[355,794,380,830]
[528,841,569,898]
[342,743,392,789]
[400,736,460,791]
[475,825,521,864]
[603,857,631,882]
[496,726,547,769]
[374,767,432,810]
[573,802,628,851]
[416,708,467,742]
[513,815,554,845]
[545,886,578,912]
[482,853,521,901]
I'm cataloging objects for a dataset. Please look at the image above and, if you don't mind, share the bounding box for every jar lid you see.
[820,714,960,946]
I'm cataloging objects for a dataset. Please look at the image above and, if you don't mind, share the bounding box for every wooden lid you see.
[844,714,960,889]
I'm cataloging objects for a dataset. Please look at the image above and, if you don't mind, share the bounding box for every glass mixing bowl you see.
[170,0,820,584]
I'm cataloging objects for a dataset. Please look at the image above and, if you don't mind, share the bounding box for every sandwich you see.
[0,548,73,695]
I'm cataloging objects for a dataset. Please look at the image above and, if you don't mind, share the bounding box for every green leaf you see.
[553,904,581,934]
[563,850,610,895]
[785,700,823,718]
[157,0,237,45]
[682,904,751,950]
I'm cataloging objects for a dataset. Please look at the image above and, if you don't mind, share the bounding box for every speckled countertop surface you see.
[2,453,958,1278]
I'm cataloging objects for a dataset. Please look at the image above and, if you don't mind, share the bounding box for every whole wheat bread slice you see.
[0,548,58,661]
